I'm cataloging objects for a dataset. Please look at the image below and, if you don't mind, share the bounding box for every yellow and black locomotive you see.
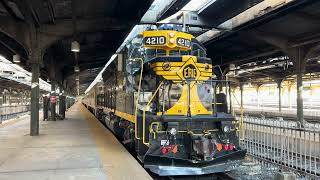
[83,29,246,176]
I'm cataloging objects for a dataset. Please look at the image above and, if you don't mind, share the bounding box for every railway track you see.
[243,139,320,178]
[93,111,320,180]
[93,114,240,180]
[235,112,319,123]
[152,172,235,180]
[94,111,290,180]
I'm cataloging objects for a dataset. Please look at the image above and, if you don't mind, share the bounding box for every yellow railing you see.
[231,91,244,139]
[134,58,144,140]
[142,81,164,146]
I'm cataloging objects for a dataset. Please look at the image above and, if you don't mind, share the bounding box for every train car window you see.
[129,47,142,59]
[131,35,143,47]
[180,50,190,55]
[128,35,144,61]
[145,48,155,59]
[169,50,190,56]
[155,49,166,57]
[191,43,206,57]
[144,49,166,62]
[169,50,179,56]
[191,38,206,57]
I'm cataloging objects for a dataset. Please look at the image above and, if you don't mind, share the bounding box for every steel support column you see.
[59,95,66,119]
[30,62,40,136]
[228,82,232,113]
[296,69,303,126]
[253,32,312,126]
[288,82,292,110]
[240,84,243,110]
[277,79,283,112]
[289,48,307,127]
[50,82,56,121]
[43,95,49,121]
[255,84,261,109]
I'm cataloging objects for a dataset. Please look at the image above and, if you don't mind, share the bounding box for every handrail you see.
[134,58,144,139]
[142,81,164,146]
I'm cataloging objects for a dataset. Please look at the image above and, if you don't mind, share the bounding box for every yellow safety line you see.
[79,104,112,174]
[79,103,152,180]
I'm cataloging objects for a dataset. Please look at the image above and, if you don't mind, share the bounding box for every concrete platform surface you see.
[0,103,152,180]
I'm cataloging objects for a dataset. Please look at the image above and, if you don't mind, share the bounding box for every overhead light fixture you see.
[229,64,236,71]
[13,54,20,63]
[71,41,80,52]
[75,76,79,81]
[317,60,320,63]
[74,66,80,72]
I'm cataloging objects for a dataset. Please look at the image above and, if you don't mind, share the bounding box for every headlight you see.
[169,32,175,38]
[169,128,177,135]
[223,125,231,133]
[162,62,171,71]
[204,63,210,71]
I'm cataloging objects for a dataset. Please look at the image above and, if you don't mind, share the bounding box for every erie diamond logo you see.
[177,58,200,80]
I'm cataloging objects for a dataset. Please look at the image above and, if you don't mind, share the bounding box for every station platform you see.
[0,103,152,180]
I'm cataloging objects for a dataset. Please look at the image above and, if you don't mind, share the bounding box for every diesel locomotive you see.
[82,29,246,176]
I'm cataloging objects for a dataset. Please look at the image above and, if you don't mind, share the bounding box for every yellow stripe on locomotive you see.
[150,56,213,116]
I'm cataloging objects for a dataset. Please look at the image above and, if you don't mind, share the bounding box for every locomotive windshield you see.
[191,39,206,57]
[126,31,206,64]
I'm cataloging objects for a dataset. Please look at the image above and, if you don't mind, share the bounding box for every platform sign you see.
[50,96,57,103]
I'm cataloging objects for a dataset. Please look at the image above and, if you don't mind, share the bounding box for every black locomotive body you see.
[82,29,246,176]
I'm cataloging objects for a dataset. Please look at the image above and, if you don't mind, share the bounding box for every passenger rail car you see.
[82,29,246,176]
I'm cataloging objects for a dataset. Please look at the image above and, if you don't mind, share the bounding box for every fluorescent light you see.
[13,54,21,63]
[159,0,213,24]
[71,41,80,52]
[74,66,80,72]
[183,0,213,11]
[141,0,176,23]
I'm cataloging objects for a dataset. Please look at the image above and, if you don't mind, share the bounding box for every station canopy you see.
[0,56,51,92]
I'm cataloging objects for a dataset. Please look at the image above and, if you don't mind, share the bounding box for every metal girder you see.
[160,0,190,20]
[46,0,55,24]
[12,0,37,25]
[0,15,30,55]
[0,0,24,20]
[141,0,191,23]
[38,17,127,37]
[197,0,308,44]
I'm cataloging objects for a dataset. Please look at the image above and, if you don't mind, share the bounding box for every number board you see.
[143,36,166,46]
[176,37,191,48]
